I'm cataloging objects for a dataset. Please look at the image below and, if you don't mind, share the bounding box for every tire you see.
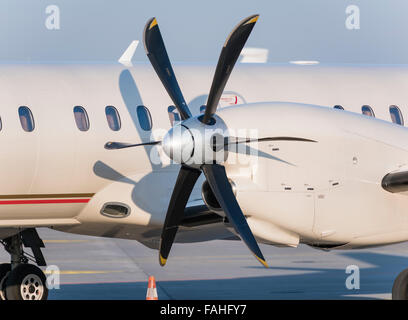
[392,268,408,300]
[5,264,48,300]
[0,263,11,300]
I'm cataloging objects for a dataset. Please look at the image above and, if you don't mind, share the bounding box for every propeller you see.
[224,136,316,146]
[148,14,268,267]
[104,141,160,150]
[106,15,316,268]
[202,15,259,124]
[201,164,268,267]
[159,165,201,266]
[143,18,192,120]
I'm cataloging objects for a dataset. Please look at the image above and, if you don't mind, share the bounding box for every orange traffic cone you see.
[146,276,158,300]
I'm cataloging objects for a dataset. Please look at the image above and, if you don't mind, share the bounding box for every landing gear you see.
[0,263,11,300]
[392,269,408,300]
[0,229,48,300]
[5,264,48,300]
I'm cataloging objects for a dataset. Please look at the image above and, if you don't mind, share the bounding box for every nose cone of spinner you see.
[162,124,194,164]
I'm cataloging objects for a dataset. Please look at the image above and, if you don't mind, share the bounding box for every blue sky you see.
[0,0,407,63]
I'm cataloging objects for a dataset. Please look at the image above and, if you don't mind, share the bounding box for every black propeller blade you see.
[202,164,268,267]
[224,136,316,146]
[159,165,201,266]
[104,141,160,150]
[143,18,192,120]
[202,14,259,124]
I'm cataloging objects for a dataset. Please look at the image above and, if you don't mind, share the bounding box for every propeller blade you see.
[143,17,192,120]
[104,141,160,150]
[159,165,201,266]
[201,164,268,268]
[224,136,317,146]
[202,15,259,124]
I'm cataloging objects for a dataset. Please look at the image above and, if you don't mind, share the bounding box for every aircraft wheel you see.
[392,268,408,300]
[5,264,48,300]
[0,263,11,300]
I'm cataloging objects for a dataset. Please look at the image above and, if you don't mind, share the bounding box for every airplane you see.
[0,14,407,300]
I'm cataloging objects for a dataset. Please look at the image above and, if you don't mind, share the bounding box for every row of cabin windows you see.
[9,105,153,132]
[8,104,407,132]
[334,105,405,125]
[74,105,153,131]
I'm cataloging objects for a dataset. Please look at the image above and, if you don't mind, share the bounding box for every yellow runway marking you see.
[44,270,123,275]
[43,240,91,243]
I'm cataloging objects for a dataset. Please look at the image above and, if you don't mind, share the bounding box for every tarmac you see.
[1,228,407,300]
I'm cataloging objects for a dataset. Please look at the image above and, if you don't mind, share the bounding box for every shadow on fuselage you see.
[119,69,163,171]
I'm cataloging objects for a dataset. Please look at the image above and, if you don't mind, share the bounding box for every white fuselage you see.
[1,62,408,250]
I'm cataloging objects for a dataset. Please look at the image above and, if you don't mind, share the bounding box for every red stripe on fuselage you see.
[0,199,90,205]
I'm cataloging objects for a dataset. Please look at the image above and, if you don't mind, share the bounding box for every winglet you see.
[118,40,139,67]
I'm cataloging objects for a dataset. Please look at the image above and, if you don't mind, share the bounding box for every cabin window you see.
[105,106,121,131]
[18,106,35,132]
[389,105,404,125]
[361,105,375,117]
[333,105,344,110]
[137,105,152,131]
[73,106,90,131]
[167,106,180,126]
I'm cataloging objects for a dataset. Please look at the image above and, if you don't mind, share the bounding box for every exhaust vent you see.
[100,202,130,218]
